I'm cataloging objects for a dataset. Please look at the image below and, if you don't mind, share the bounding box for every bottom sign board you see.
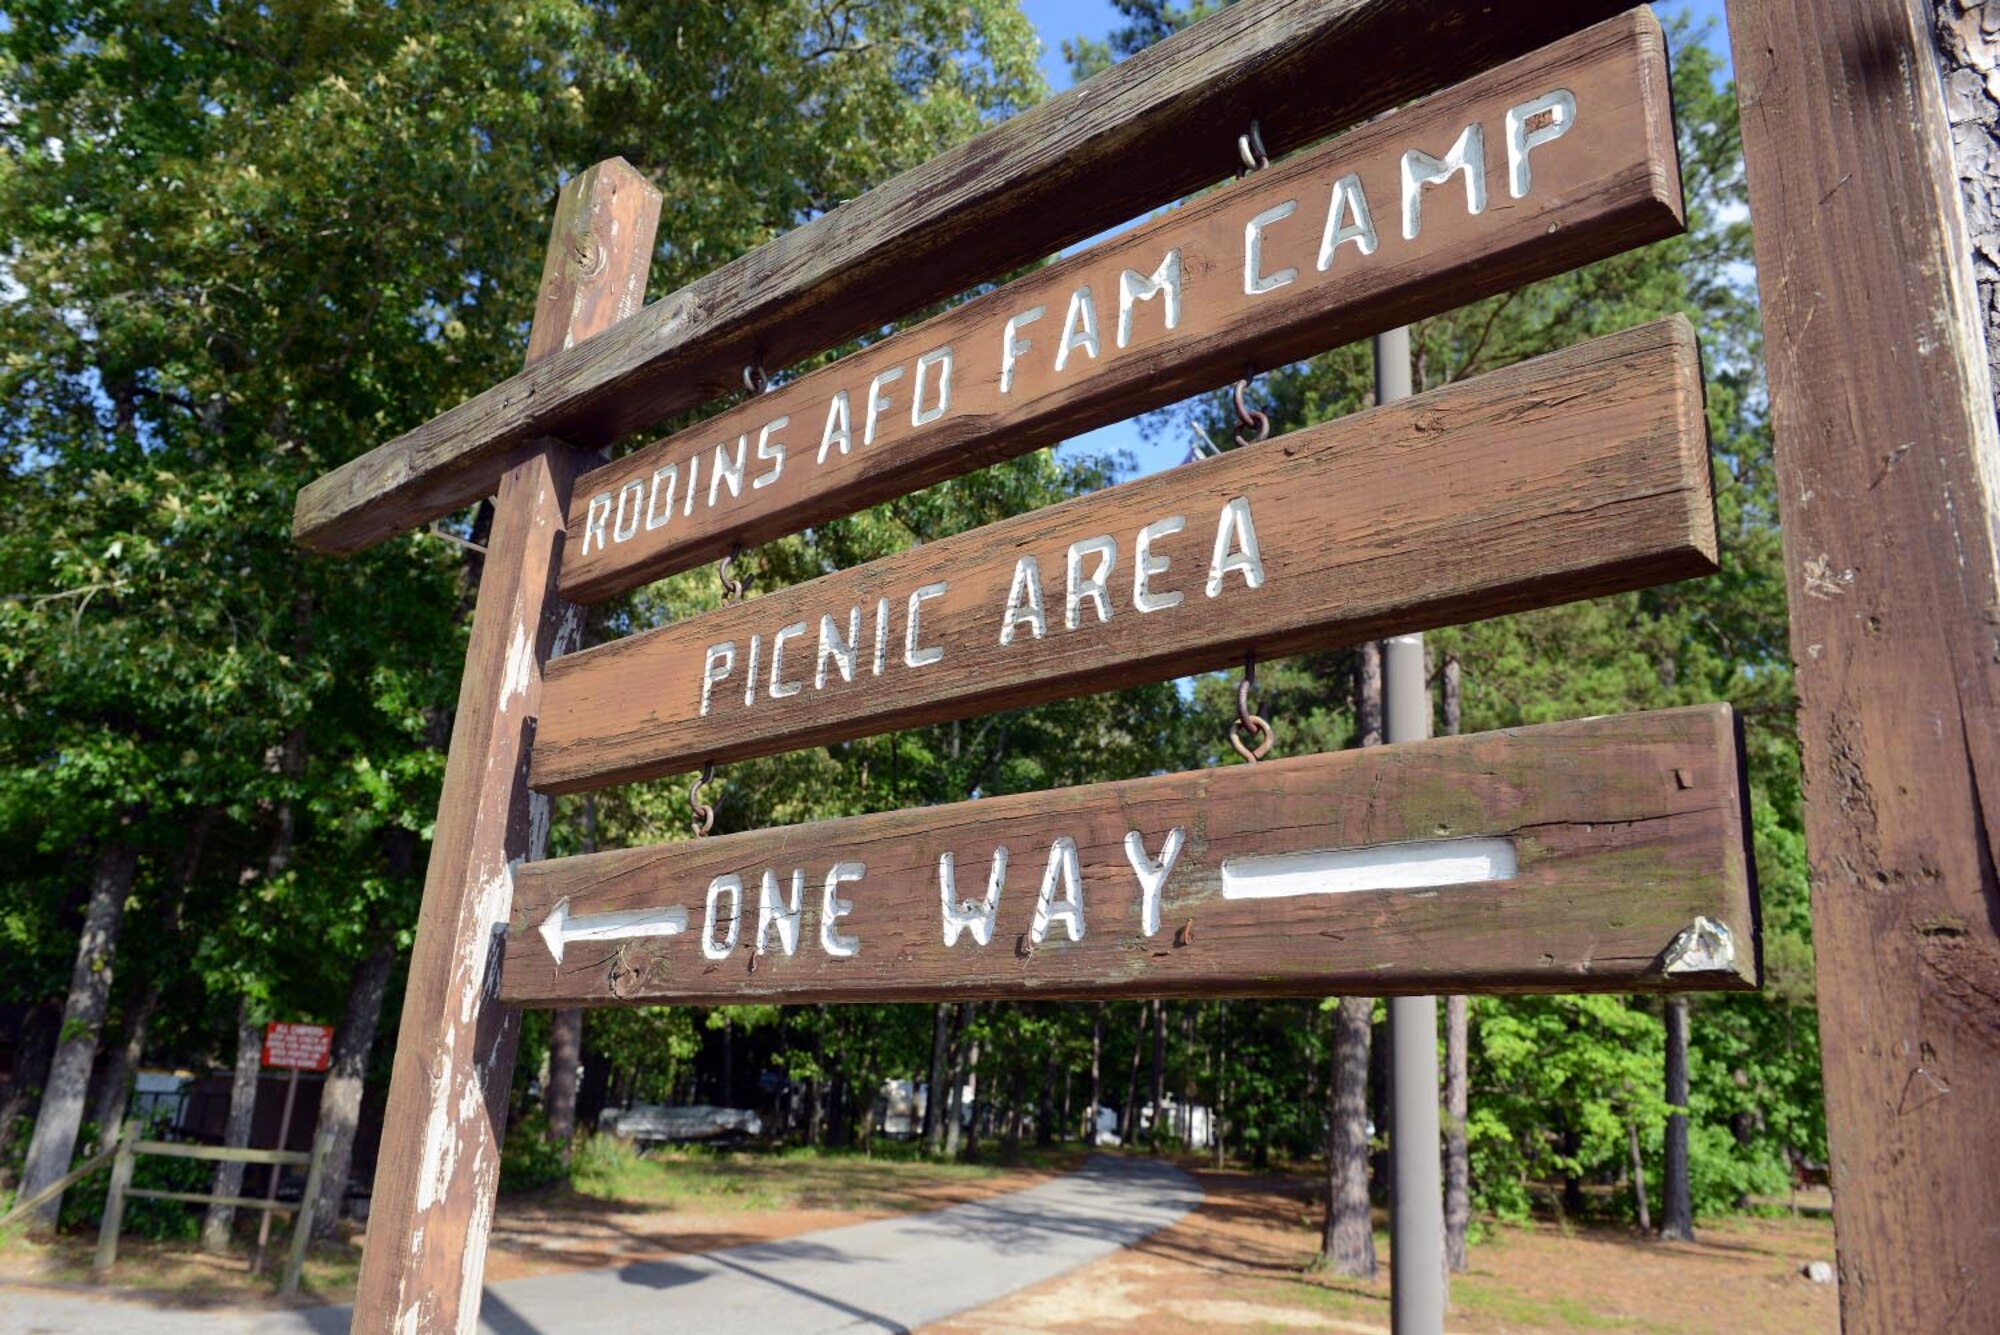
[500,704,1758,1007]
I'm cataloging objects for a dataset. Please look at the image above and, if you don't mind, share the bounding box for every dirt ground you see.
[1,1154,1841,1331]
[0,1151,1067,1309]
[926,1164,1841,1335]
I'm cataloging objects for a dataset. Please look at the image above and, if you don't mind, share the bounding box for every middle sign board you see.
[530,317,1713,794]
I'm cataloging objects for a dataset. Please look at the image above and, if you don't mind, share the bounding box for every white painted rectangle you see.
[1218,837,1517,899]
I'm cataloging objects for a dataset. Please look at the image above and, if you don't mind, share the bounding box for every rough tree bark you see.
[1120,999,1150,1144]
[1086,1002,1104,1146]
[202,1003,265,1253]
[545,793,596,1155]
[1444,993,1471,1272]
[1440,654,1471,1273]
[89,980,159,1151]
[309,936,397,1239]
[944,1001,975,1158]
[1149,999,1168,1152]
[1320,641,1383,1275]
[0,1000,61,1178]
[1629,1116,1652,1233]
[1660,996,1694,1241]
[921,1004,949,1154]
[1322,995,1379,1277]
[17,841,138,1230]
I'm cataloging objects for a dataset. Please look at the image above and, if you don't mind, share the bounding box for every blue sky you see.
[1018,0,1736,478]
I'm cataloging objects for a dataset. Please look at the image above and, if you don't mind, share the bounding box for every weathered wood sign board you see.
[531,317,1714,794]
[290,0,1650,557]
[501,705,1756,1006]
[560,9,1679,600]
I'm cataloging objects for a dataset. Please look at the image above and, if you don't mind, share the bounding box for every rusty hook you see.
[690,759,717,837]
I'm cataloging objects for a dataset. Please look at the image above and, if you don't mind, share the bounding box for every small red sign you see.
[262,1021,335,1072]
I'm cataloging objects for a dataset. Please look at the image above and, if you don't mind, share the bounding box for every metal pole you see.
[1378,326,1446,1335]
[254,1065,298,1271]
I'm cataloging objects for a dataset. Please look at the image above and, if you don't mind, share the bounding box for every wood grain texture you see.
[560,10,1683,601]
[500,706,1757,1007]
[350,161,660,1335]
[292,0,1646,555]
[531,317,1716,794]
[1727,0,2000,1326]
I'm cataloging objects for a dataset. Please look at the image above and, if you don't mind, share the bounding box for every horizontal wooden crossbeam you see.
[501,705,1757,1007]
[291,0,1643,556]
[529,317,1715,794]
[559,9,1681,601]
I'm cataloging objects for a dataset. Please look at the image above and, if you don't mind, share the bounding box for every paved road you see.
[0,1154,1199,1334]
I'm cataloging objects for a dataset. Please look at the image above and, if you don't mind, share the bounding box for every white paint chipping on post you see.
[1218,837,1516,899]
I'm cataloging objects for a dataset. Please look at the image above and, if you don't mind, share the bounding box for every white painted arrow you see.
[1219,837,1516,899]
[537,896,689,965]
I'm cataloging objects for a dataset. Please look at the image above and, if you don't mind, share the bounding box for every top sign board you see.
[558,10,1680,602]
[262,1021,335,1072]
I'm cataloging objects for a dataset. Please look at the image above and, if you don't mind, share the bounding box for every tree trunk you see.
[1086,1003,1104,1146]
[960,1034,983,1162]
[1149,999,1168,1152]
[1629,1117,1652,1233]
[922,1003,950,1154]
[203,1001,264,1253]
[1661,997,1694,1240]
[545,795,595,1154]
[1356,641,1385,748]
[17,841,138,1231]
[1444,993,1471,1273]
[0,1000,61,1178]
[1120,999,1149,1143]
[1037,1047,1058,1148]
[90,977,160,1151]
[944,1002,974,1158]
[1441,658,1471,1272]
[309,936,397,1239]
[1213,1001,1229,1169]
[1321,994,1378,1277]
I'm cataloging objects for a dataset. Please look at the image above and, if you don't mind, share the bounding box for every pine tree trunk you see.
[1149,1000,1168,1152]
[1629,1117,1652,1233]
[17,842,137,1230]
[1037,1047,1057,1148]
[1321,994,1377,1277]
[90,977,159,1151]
[203,1002,264,1252]
[1661,997,1695,1240]
[544,796,595,1156]
[546,1010,582,1148]
[960,1035,983,1162]
[1086,1003,1104,1146]
[1212,1001,1229,1169]
[1120,1000,1149,1143]
[1444,993,1471,1273]
[921,1003,949,1154]
[1441,657,1471,1272]
[944,1001,974,1158]
[309,937,396,1239]
[0,1000,61,1179]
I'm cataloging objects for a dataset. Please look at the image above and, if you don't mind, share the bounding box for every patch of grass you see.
[563,1137,1016,1214]
[1451,1276,1677,1334]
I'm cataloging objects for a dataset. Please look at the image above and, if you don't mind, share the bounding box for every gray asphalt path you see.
[0,1154,1199,1334]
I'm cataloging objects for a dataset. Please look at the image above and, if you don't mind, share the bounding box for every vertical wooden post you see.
[282,1130,332,1298]
[92,1134,136,1275]
[1726,1,2000,1327]
[350,158,661,1333]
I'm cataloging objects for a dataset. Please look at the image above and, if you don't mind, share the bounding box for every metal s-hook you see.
[1236,119,1269,177]
[690,759,717,837]
[1232,376,1271,448]
[1231,651,1275,762]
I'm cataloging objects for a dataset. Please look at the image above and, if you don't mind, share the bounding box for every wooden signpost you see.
[280,0,2000,1326]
